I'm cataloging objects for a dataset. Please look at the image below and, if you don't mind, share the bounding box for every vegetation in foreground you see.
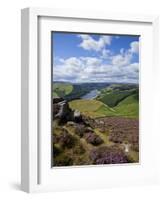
[52,82,139,166]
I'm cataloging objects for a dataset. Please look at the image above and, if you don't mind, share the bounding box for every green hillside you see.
[69,93,138,119]
[53,83,139,119]
[53,83,139,166]
[69,99,116,118]
[97,88,137,107]
[114,94,139,118]
[53,83,73,98]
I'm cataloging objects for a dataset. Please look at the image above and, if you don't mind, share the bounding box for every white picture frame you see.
[21,7,159,193]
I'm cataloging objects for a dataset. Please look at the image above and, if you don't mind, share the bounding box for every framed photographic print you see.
[21,8,159,193]
[52,31,140,167]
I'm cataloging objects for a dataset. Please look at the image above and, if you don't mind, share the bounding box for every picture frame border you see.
[21,7,159,193]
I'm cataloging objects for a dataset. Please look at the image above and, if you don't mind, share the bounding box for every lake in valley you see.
[81,89,100,100]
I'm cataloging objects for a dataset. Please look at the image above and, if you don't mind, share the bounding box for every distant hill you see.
[96,83,138,107]
[53,82,139,119]
[53,83,73,98]
[69,83,139,119]
[53,82,111,100]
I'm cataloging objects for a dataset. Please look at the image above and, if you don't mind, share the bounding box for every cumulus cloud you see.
[78,34,112,51]
[60,57,83,68]
[80,57,102,66]
[53,36,139,84]
[129,41,139,54]
[101,49,112,59]
[111,41,139,67]
[53,56,139,83]
[111,53,132,67]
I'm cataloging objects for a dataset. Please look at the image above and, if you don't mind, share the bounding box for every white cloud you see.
[80,57,102,66]
[111,41,139,67]
[111,53,132,67]
[101,49,112,59]
[60,57,82,67]
[78,34,112,51]
[129,41,139,54]
[53,38,139,83]
[53,56,139,83]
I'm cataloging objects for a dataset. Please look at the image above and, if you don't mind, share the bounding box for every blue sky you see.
[52,32,139,83]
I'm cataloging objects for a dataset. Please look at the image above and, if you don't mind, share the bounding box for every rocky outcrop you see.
[53,97,64,104]
[53,98,73,124]
[53,98,83,124]
[73,110,83,123]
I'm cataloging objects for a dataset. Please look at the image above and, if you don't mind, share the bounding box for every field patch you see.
[69,99,115,118]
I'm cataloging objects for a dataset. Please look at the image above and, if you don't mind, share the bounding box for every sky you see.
[52,32,139,83]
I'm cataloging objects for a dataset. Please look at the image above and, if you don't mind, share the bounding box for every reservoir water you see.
[81,89,99,100]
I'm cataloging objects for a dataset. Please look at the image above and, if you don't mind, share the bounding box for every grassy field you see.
[69,99,116,118]
[69,96,138,119]
[69,99,103,112]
